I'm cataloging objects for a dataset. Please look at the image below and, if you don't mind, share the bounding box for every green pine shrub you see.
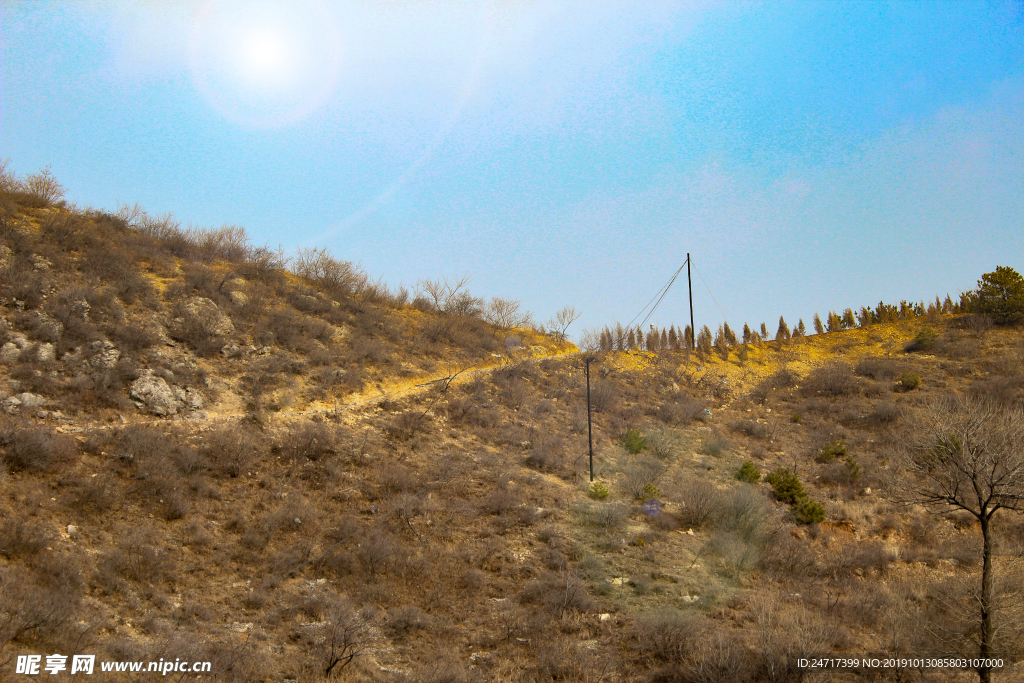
[735,460,761,483]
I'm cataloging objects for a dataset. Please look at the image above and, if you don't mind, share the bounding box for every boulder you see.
[0,343,19,363]
[228,290,248,307]
[182,297,234,337]
[15,393,46,408]
[84,340,120,369]
[36,343,56,363]
[129,371,183,416]
[2,396,22,414]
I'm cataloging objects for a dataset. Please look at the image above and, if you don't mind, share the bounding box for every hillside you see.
[2,189,1024,682]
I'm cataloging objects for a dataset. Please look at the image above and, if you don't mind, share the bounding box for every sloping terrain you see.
[2,191,1024,682]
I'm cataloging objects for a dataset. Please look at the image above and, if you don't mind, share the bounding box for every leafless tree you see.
[547,305,582,340]
[417,276,483,317]
[307,599,370,678]
[292,247,368,297]
[891,395,1024,683]
[485,296,532,329]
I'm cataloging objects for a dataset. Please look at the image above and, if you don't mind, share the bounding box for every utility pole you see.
[585,355,594,482]
[687,253,695,350]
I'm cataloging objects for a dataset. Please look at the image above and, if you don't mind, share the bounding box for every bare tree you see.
[548,305,582,340]
[485,296,532,329]
[417,276,483,317]
[892,396,1024,683]
[293,247,368,297]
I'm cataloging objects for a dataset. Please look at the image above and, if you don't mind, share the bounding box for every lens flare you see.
[189,0,342,127]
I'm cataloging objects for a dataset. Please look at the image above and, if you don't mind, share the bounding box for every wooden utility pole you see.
[687,253,695,350]
[585,356,594,481]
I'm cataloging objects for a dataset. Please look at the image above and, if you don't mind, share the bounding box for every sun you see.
[233,25,294,89]
[189,0,343,127]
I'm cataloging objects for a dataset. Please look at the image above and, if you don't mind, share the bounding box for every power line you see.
[625,258,688,330]
[690,260,728,323]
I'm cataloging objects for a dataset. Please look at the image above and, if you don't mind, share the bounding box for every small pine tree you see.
[627,329,636,350]
[842,308,856,328]
[943,295,953,313]
[713,325,730,360]
[684,325,694,349]
[615,323,625,350]
[856,307,872,327]
[777,316,790,341]
[975,266,1024,324]
[760,322,769,339]
[723,322,737,346]
[697,325,713,360]
[742,323,752,344]
[826,311,843,332]
[736,460,761,483]
[796,318,806,336]
[668,325,679,350]
[813,313,824,334]
[660,328,668,349]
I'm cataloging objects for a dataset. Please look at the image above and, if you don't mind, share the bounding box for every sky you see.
[2,0,1022,340]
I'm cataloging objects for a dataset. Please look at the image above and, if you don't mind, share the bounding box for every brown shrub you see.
[855,356,902,380]
[276,422,339,463]
[1,428,77,472]
[0,518,50,559]
[589,380,621,413]
[803,360,859,397]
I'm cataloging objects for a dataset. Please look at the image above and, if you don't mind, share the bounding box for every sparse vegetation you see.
[2,177,1023,681]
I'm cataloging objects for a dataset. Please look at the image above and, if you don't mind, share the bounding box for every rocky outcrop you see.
[129,371,184,416]
[182,297,234,337]
[2,392,46,414]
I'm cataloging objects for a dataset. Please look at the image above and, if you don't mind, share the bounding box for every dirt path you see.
[67,348,579,432]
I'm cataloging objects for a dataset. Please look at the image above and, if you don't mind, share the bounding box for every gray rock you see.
[221,343,241,358]
[8,332,29,350]
[85,340,120,369]
[2,396,22,414]
[228,290,248,307]
[129,371,184,416]
[182,297,234,337]
[30,254,52,271]
[0,343,19,363]
[15,393,46,408]
[36,343,56,363]
[172,387,205,410]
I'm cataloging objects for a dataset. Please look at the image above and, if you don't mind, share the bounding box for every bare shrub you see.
[0,565,77,649]
[870,400,902,424]
[525,435,566,472]
[750,367,797,404]
[576,500,627,530]
[635,609,704,664]
[519,570,594,617]
[620,456,667,500]
[302,598,371,678]
[291,247,368,299]
[203,425,261,477]
[728,418,771,439]
[655,393,707,425]
[855,356,902,380]
[674,477,724,529]
[0,428,77,472]
[803,360,859,397]
[385,410,428,442]
[387,605,430,637]
[0,519,50,559]
[277,423,338,462]
[377,461,417,494]
[589,380,620,413]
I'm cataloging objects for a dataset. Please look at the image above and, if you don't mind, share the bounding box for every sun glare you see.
[189,0,342,127]
[234,26,293,87]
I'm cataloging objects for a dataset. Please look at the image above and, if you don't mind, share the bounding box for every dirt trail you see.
[69,348,579,432]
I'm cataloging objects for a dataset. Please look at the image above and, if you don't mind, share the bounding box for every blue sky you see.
[2,1,1022,339]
